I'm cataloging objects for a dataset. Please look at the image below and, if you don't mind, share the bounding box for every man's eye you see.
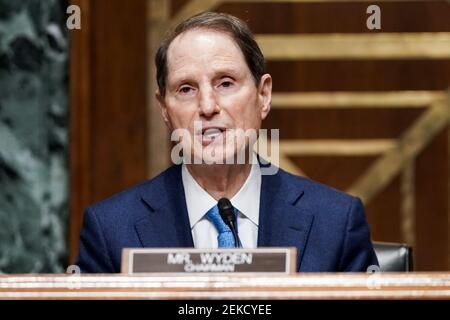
[179,86,193,94]
[220,81,233,88]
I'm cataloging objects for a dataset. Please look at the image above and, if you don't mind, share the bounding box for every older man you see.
[76,12,378,273]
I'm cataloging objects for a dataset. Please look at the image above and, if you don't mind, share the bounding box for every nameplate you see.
[121,248,296,274]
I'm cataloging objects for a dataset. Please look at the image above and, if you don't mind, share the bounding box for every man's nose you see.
[199,87,220,117]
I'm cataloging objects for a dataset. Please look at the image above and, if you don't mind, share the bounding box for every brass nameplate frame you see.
[121,248,297,274]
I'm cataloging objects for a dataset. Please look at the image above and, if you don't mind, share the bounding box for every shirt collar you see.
[230,158,261,227]
[181,164,217,229]
[181,154,261,229]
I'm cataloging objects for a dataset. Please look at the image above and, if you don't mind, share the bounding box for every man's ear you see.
[258,74,272,120]
[155,90,171,128]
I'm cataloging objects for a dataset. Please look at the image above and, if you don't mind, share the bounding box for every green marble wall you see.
[0,0,68,273]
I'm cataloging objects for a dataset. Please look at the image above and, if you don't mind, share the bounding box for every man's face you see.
[156,29,272,164]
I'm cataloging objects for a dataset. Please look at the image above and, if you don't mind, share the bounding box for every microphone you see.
[217,198,242,248]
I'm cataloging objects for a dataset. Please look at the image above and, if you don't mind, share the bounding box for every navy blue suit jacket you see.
[76,164,378,273]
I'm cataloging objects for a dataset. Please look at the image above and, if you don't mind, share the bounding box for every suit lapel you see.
[132,163,314,271]
[258,171,314,271]
[136,165,194,248]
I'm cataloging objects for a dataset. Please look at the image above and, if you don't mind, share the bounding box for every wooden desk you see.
[0,272,449,299]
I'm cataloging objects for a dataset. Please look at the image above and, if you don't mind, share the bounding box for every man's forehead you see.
[169,28,239,52]
[166,29,246,73]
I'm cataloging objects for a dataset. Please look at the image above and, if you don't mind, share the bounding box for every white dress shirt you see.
[181,159,261,248]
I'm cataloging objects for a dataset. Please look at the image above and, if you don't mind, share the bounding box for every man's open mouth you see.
[199,127,227,146]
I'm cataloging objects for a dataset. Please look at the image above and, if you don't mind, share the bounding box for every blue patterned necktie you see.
[206,205,238,248]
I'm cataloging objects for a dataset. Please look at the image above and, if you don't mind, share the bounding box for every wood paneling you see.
[69,0,93,265]
[415,128,449,271]
[1,273,449,299]
[69,0,148,262]
[90,0,148,198]
[267,61,450,92]
[264,108,424,139]
[218,1,450,34]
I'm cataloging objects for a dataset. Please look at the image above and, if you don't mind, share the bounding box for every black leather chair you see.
[373,241,413,271]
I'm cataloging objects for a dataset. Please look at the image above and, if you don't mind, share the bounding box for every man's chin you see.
[188,146,250,165]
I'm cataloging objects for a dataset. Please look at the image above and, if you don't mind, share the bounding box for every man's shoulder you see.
[85,165,181,219]
[275,167,353,197]
[273,167,359,210]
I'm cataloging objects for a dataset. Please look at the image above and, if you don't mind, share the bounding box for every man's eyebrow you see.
[168,73,194,86]
[169,67,242,85]
[213,66,242,76]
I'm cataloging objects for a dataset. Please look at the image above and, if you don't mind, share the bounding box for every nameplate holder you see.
[121,248,296,274]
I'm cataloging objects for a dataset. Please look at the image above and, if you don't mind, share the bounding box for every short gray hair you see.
[155,11,266,96]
